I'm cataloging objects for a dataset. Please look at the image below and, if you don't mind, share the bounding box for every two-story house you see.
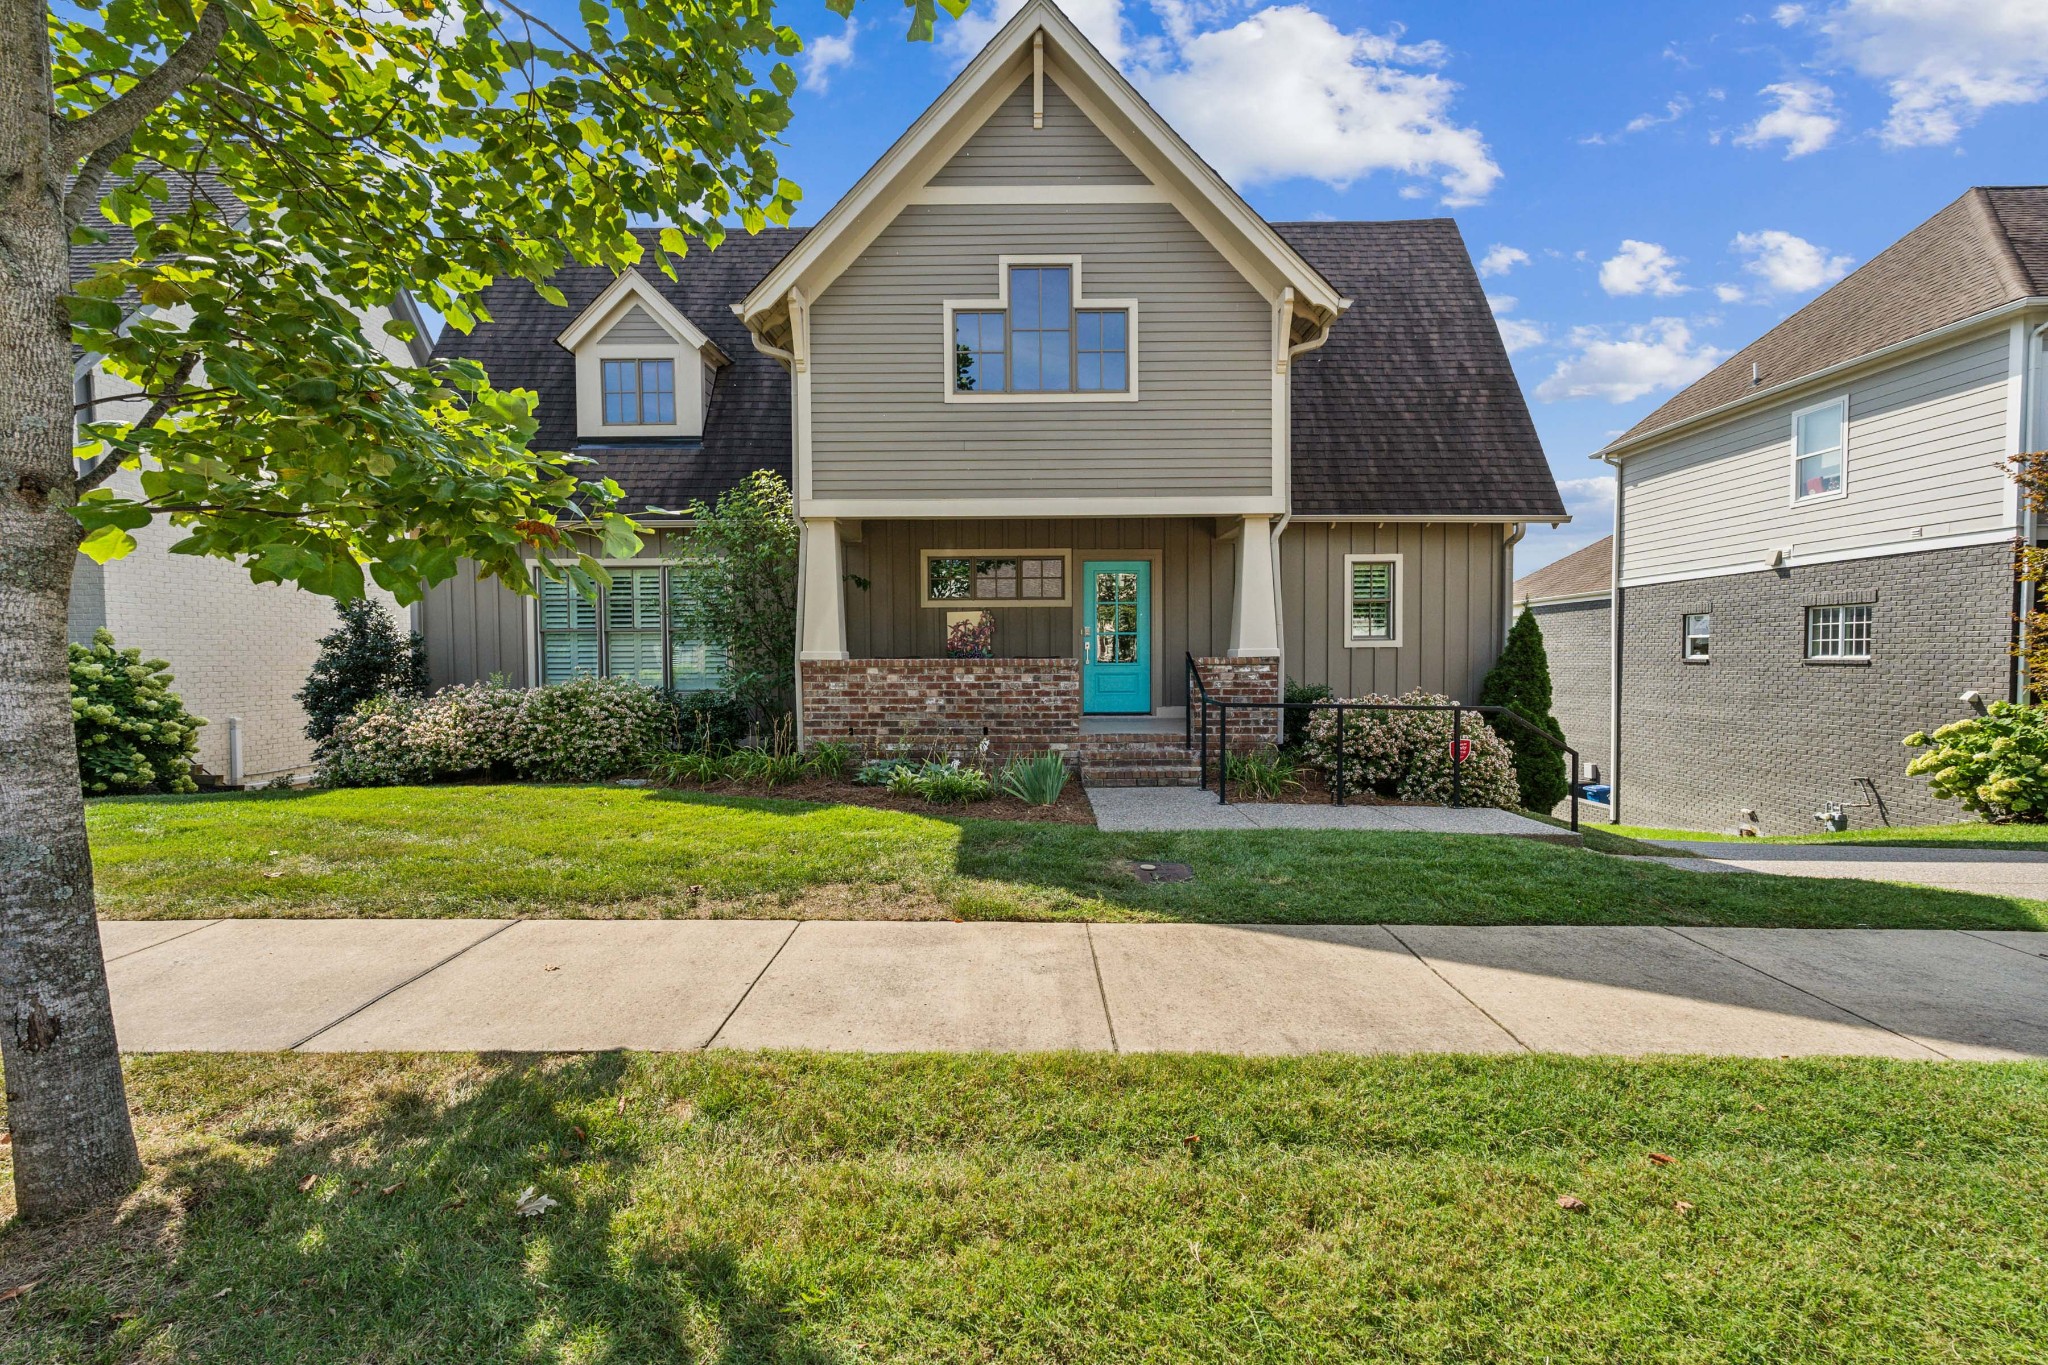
[416,0,1564,779]
[1590,186,2046,832]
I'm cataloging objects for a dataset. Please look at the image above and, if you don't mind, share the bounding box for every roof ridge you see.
[1965,186,2038,298]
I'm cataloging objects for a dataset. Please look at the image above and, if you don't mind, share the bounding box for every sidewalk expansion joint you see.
[1382,927,1531,1053]
[1084,923,1121,1054]
[287,919,521,1051]
[1664,927,1951,1060]
[703,920,802,1050]
[1957,928,2048,963]
[100,918,222,963]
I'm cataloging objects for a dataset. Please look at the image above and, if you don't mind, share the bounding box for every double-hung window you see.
[1344,555,1401,647]
[602,358,677,425]
[949,262,1132,396]
[1683,613,1711,661]
[1805,605,1872,661]
[1792,398,1846,501]
[536,567,726,689]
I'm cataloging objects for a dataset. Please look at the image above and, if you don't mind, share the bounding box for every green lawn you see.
[84,786,2048,929]
[3,1052,2044,1362]
[1609,821,2048,851]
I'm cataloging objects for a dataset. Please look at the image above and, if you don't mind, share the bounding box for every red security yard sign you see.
[1449,739,1473,762]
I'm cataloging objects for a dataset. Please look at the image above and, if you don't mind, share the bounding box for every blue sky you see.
[675,1,2047,572]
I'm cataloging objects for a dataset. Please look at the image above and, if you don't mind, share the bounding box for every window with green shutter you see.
[537,575,599,682]
[534,564,727,691]
[605,567,667,684]
[1343,554,1401,648]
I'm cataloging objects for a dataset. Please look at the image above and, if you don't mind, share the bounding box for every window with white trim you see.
[536,567,726,689]
[1683,613,1711,661]
[1344,555,1401,647]
[921,552,1070,607]
[947,260,1133,397]
[1805,604,1872,660]
[1792,398,1845,501]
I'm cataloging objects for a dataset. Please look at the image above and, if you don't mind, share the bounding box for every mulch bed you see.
[1212,767,1412,806]
[654,775,1099,825]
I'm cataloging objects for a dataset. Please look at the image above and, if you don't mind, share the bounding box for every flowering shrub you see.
[69,628,205,794]
[317,678,674,787]
[1905,702,2047,822]
[1300,690,1520,809]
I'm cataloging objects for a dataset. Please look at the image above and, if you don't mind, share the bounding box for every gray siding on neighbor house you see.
[1615,542,2013,834]
[1527,596,1611,784]
[807,200,1275,501]
[1620,329,2016,582]
[599,304,677,347]
[1279,522,1510,704]
[418,559,531,690]
[927,76,1148,185]
[844,517,1233,709]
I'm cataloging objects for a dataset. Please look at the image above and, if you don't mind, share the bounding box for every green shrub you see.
[297,599,427,742]
[723,746,806,787]
[1224,747,1302,800]
[313,695,433,787]
[652,749,726,785]
[1300,690,1520,809]
[921,765,992,803]
[998,751,1071,805]
[1282,679,1331,751]
[677,690,750,753]
[670,471,800,723]
[1478,609,1570,811]
[803,741,859,781]
[317,678,670,787]
[69,628,205,794]
[506,677,673,781]
[1905,703,2047,822]
[856,757,919,787]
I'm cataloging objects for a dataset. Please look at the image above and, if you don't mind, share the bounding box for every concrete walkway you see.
[99,918,2048,1060]
[1648,841,2048,898]
[1088,787,1573,840]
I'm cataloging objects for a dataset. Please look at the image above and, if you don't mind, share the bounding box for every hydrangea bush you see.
[1299,689,1520,809]
[1905,702,2047,822]
[317,678,675,787]
[69,628,205,794]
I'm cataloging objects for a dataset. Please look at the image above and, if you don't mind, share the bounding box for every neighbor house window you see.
[602,358,676,425]
[1344,554,1401,647]
[922,552,1070,606]
[1792,397,1845,501]
[1683,613,1711,660]
[536,567,724,689]
[1805,604,1872,660]
[948,262,1130,396]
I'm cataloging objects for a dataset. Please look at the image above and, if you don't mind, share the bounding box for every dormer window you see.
[946,256,1137,402]
[603,359,677,425]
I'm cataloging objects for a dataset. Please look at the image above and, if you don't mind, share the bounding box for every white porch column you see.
[1228,513,1282,657]
[798,517,848,661]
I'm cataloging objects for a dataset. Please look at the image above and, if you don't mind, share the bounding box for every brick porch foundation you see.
[1190,656,1283,752]
[799,658,1082,759]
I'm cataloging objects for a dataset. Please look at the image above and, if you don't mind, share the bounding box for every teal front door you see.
[1081,560,1150,714]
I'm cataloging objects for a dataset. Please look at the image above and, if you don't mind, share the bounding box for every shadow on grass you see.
[0,1052,841,1364]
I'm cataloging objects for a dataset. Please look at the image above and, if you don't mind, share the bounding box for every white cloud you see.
[1734,79,1841,157]
[1598,240,1689,298]
[1486,293,1545,353]
[944,0,1133,67]
[1715,283,1748,303]
[1731,229,1855,294]
[1478,244,1529,277]
[1535,319,1726,404]
[1778,0,2048,146]
[802,19,860,92]
[1554,474,1617,513]
[1583,97,1692,145]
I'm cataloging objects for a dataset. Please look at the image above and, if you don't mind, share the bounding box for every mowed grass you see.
[1611,821,2048,851]
[2,1052,2044,1363]
[85,785,2048,929]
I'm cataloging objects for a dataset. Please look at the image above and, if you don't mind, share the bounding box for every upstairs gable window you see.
[602,359,676,425]
[948,260,1133,398]
[1792,397,1846,501]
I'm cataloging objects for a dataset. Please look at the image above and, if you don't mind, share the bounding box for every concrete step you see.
[1083,766,1205,788]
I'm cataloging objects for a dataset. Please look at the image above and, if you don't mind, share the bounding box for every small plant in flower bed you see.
[1224,747,1302,799]
[1905,702,2047,822]
[861,757,994,804]
[1300,689,1519,809]
[998,751,1071,805]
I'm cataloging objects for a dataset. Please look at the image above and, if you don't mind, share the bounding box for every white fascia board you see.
[555,269,724,362]
[1519,589,1611,607]
[1299,513,1572,524]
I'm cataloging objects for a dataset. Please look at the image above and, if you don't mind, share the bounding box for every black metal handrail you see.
[1183,657,1580,833]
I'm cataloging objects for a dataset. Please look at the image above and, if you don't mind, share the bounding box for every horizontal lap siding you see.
[927,77,1147,185]
[809,203,1274,500]
[1621,330,2015,582]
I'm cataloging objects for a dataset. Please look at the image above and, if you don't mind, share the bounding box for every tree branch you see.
[74,353,200,495]
[63,133,132,228]
[55,3,230,164]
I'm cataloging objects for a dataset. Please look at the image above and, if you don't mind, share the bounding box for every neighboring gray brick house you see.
[1512,536,1612,797]
[1595,186,2046,834]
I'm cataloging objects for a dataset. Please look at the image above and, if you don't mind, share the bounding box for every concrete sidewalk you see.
[1649,841,2048,897]
[99,918,2048,1060]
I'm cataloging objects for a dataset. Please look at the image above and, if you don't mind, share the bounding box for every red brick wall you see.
[800,658,1082,759]
[1190,656,1282,752]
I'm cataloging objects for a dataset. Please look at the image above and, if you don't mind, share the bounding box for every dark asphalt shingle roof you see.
[436,219,1561,521]
[1606,186,2048,454]
[1514,535,1612,603]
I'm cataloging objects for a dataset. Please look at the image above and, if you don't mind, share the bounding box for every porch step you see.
[1077,730,1205,788]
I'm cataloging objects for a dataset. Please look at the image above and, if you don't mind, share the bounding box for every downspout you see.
[1270,295,1339,690]
[2021,322,2047,703]
[1601,453,1624,824]
[1501,523,1527,645]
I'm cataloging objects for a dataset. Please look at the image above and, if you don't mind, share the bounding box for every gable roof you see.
[437,217,1561,523]
[738,0,1346,334]
[1514,536,1612,603]
[1602,186,2048,458]
[554,268,726,361]
[1277,219,1561,519]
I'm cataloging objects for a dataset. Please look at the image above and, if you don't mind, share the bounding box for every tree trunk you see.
[0,0,142,1221]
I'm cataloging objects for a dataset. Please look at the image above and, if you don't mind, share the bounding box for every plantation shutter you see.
[1349,561,1395,643]
[537,575,600,682]
[668,572,727,694]
[605,567,668,685]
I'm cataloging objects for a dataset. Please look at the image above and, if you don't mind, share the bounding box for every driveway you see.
[1651,841,2048,898]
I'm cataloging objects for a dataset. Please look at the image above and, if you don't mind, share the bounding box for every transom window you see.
[1683,613,1711,660]
[949,263,1131,396]
[536,565,725,689]
[923,553,1069,606]
[1344,555,1401,647]
[602,358,676,425]
[1793,398,1845,501]
[1805,605,1872,660]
